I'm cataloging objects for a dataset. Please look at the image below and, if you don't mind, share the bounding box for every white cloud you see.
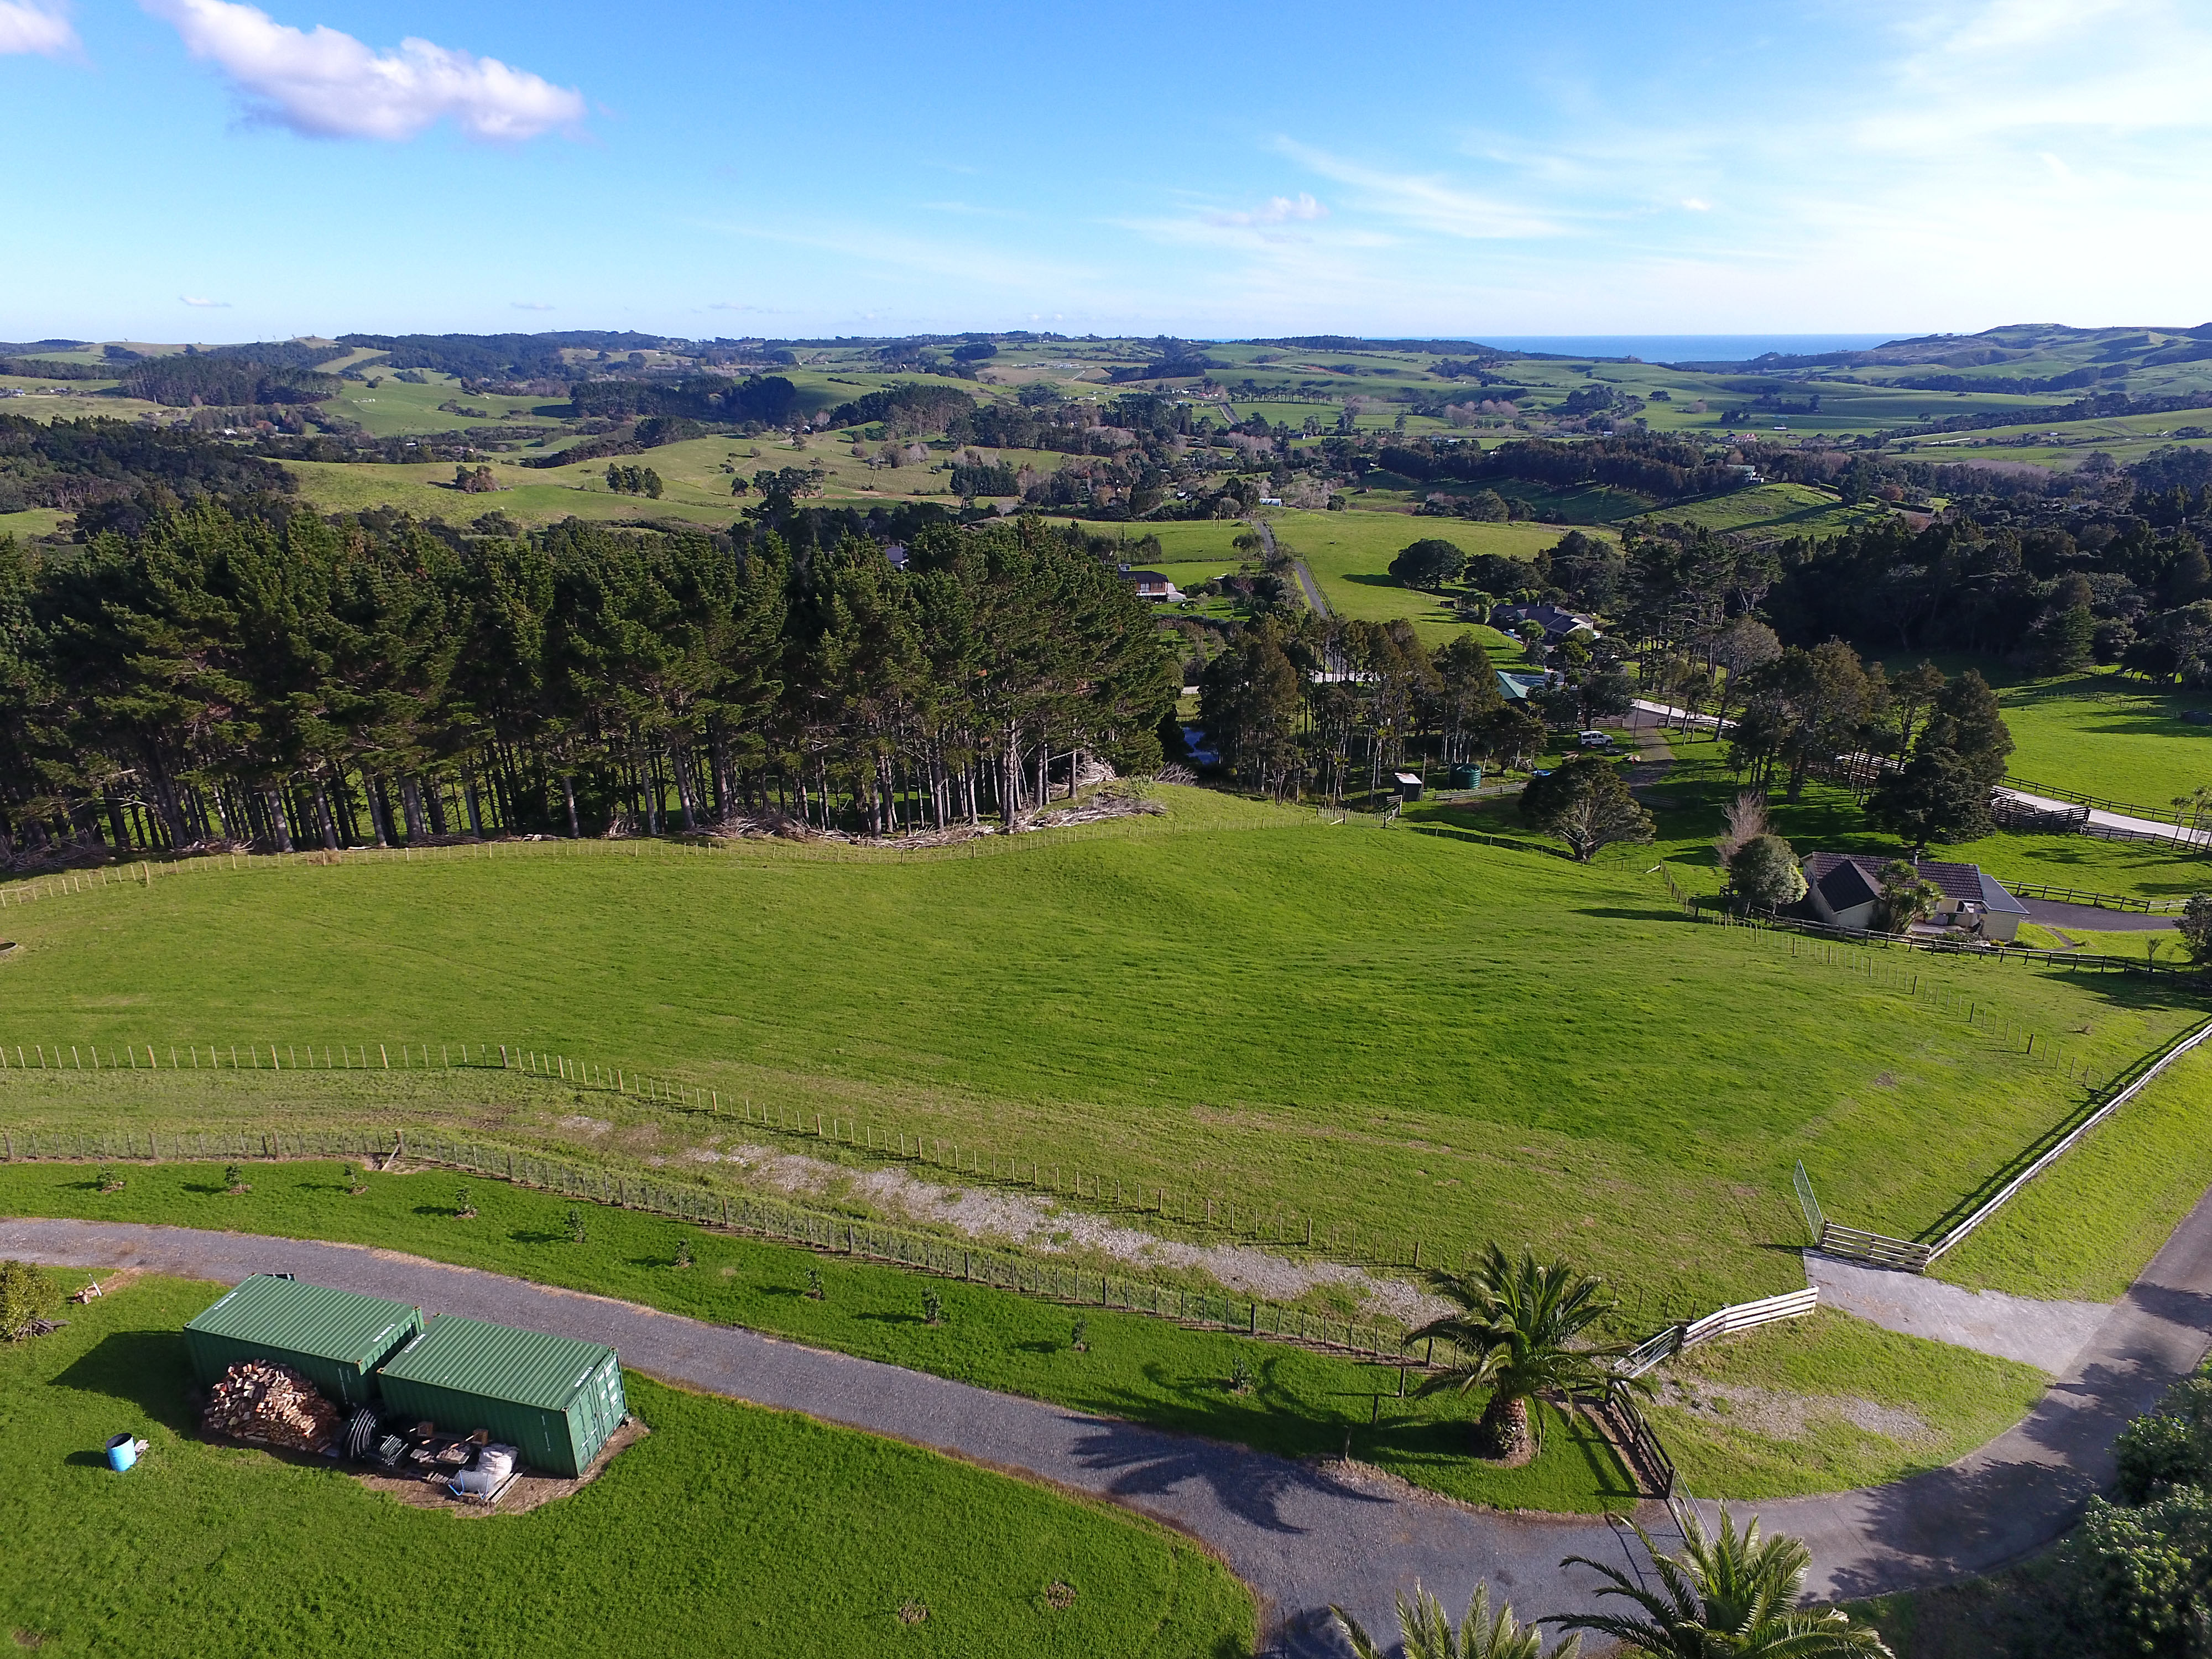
[1274,141,1563,239]
[143,0,586,142]
[180,295,230,307]
[1203,192,1327,228]
[509,300,554,311]
[0,1,75,55]
[1681,197,1712,211]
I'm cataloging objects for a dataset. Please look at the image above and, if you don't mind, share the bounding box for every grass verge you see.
[1644,1308,2047,1499]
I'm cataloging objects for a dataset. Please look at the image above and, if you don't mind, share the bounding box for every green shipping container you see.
[184,1275,424,1408]
[373,1314,626,1478]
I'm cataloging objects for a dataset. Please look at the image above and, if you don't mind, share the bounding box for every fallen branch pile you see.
[202,1360,341,1452]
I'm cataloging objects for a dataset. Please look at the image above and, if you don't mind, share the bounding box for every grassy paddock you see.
[0,797,2197,1312]
[0,1271,1254,1658]
[1645,1308,2048,1499]
[0,1161,1631,1514]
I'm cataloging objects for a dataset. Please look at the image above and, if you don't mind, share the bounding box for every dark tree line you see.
[1198,615,1527,805]
[0,507,1172,865]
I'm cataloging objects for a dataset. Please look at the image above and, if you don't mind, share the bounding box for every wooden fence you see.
[0,1034,1462,1274]
[1611,1287,1820,1380]
[0,1123,1425,1364]
[1796,1015,2212,1271]
[2002,881,2190,915]
[0,1118,1819,1506]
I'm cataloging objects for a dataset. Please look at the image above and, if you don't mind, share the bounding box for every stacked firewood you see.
[202,1361,341,1452]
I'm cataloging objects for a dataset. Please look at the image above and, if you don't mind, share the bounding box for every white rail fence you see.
[1799,1017,2212,1272]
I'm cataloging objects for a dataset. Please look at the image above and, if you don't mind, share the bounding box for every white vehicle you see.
[1577,730,1615,748]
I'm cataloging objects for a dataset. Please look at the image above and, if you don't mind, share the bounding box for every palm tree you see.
[1332,1582,1579,1659]
[1554,1506,1892,1657]
[1407,1244,1635,1459]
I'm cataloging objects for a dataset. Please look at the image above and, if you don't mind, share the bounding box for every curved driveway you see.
[7,1202,2212,1653]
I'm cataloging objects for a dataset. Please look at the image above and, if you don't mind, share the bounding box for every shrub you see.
[1726,834,1806,911]
[566,1206,587,1244]
[0,1260,62,1338]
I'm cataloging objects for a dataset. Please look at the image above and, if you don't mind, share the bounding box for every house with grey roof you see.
[1801,852,2030,943]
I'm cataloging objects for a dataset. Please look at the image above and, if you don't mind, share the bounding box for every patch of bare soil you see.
[349,1418,649,1517]
[682,1139,1451,1324]
[1651,1377,1929,1443]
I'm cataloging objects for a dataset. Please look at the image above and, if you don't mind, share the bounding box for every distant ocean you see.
[1472,334,1902,364]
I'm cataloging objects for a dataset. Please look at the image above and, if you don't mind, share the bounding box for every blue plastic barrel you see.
[105,1433,138,1472]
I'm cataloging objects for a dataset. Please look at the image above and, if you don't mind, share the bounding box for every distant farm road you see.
[7,1209,2212,1655]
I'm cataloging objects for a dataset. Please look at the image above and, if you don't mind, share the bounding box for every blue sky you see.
[4,0,2210,341]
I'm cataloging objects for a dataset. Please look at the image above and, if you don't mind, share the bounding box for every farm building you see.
[183,1275,423,1408]
[374,1314,627,1478]
[1118,568,1186,601]
[1802,853,2030,943]
[1491,602,1598,640]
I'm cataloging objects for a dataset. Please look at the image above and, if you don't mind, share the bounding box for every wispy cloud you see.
[1274,140,1564,239]
[1203,192,1327,228]
[143,0,586,142]
[509,300,555,311]
[180,295,231,307]
[0,1,75,56]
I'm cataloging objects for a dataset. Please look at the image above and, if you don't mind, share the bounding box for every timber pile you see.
[202,1361,341,1452]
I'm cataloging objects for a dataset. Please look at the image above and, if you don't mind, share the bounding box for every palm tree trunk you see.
[1478,1391,1531,1459]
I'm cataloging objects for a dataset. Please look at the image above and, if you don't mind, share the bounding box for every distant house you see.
[1495,669,1552,702]
[1119,569,1185,601]
[1491,602,1599,641]
[882,542,910,571]
[1802,852,2029,943]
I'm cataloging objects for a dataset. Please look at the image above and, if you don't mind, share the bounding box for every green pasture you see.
[1632,482,1889,538]
[0,789,2197,1313]
[1994,667,2212,808]
[281,458,737,531]
[329,373,565,437]
[1646,1308,2047,1499]
[1267,507,1582,646]
[0,508,70,540]
[0,1163,1631,1513]
[0,1271,1252,1659]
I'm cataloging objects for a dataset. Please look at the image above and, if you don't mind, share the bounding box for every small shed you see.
[373,1314,626,1478]
[1393,771,1426,801]
[184,1275,424,1408]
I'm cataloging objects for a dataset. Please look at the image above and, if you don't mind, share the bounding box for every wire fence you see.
[0,1121,1427,1363]
[0,1035,1465,1275]
[1796,1015,2212,1272]
[1651,865,2182,1091]
[0,1119,1820,1503]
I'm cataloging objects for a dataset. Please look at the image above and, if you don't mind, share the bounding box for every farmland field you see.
[1631,481,1889,538]
[1267,507,1580,647]
[0,790,2197,1315]
[1994,667,2212,809]
[0,1271,1252,1658]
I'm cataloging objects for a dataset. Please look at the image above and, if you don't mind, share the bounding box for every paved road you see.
[9,1203,2212,1648]
[1995,785,2209,849]
[2020,896,2177,933]
[1756,1187,2212,1601]
[1253,518,1331,618]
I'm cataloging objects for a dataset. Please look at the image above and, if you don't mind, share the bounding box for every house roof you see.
[1122,570,1171,583]
[1805,852,1883,914]
[1801,852,2028,916]
[1495,670,1548,701]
